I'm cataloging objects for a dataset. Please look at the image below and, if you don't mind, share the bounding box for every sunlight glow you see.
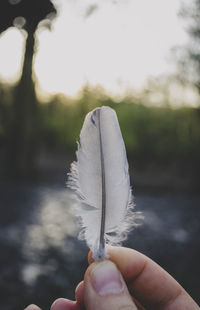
[0,0,187,98]
[0,28,25,83]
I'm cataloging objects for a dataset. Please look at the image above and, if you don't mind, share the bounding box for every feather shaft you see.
[98,108,106,256]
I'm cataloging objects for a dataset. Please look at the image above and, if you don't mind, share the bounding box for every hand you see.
[24,246,199,310]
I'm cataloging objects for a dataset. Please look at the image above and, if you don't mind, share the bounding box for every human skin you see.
[24,246,199,310]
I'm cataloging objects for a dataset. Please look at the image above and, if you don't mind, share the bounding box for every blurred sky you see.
[0,0,187,98]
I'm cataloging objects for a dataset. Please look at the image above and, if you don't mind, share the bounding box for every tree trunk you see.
[6,30,39,178]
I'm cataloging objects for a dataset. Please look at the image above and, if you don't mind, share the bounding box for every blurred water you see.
[0,181,199,309]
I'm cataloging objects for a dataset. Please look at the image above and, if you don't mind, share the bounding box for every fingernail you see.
[90,260,124,296]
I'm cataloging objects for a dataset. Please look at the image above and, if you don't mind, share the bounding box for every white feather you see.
[67,106,141,260]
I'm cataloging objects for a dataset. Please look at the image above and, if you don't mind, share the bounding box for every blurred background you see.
[0,0,200,308]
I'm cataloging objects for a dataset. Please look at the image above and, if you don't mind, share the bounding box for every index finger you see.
[88,246,199,309]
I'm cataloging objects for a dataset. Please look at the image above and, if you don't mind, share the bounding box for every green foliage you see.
[40,99,83,150]
[39,88,200,175]
[0,85,200,182]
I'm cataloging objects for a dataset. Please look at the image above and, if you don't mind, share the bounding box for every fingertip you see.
[75,281,84,305]
[88,250,93,264]
[51,298,77,310]
[24,305,41,310]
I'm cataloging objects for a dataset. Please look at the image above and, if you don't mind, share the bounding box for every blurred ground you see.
[0,180,199,309]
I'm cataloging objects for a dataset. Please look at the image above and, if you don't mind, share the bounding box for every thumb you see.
[83,260,138,310]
